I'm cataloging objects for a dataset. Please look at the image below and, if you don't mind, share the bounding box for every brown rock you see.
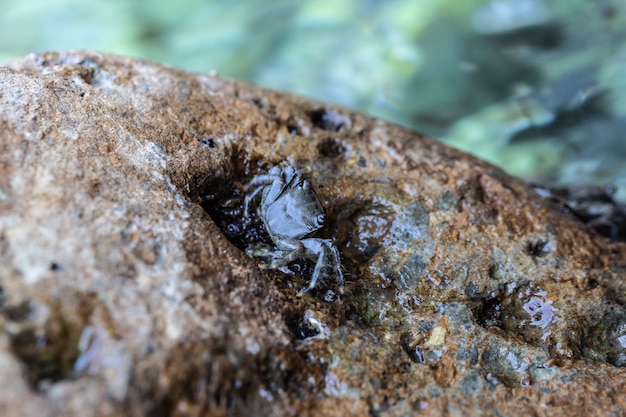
[0,51,624,416]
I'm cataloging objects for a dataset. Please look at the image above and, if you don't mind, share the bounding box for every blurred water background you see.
[2,0,625,200]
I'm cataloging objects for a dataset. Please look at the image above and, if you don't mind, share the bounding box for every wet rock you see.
[0,51,624,416]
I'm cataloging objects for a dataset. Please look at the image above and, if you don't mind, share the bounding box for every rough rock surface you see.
[0,51,624,417]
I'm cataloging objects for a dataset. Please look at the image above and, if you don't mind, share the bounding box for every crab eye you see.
[317,214,326,225]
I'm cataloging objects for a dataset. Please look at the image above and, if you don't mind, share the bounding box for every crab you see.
[244,165,344,295]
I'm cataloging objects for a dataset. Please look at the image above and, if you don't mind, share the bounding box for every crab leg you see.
[326,241,344,294]
[243,184,264,218]
[269,236,306,268]
[298,238,344,295]
[299,241,327,295]
[243,173,285,217]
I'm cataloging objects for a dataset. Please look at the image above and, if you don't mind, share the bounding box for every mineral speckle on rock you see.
[0,51,625,416]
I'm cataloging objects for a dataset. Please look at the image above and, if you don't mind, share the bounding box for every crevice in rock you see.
[473,297,503,328]
[317,137,346,158]
[526,239,552,258]
[197,150,271,253]
[285,310,321,340]
[3,300,84,389]
[307,108,351,132]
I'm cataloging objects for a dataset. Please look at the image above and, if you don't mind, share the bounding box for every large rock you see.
[0,51,624,416]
